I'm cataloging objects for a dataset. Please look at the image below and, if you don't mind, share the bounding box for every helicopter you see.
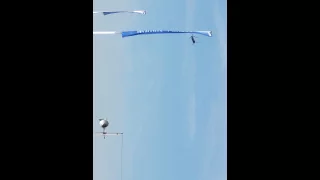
[95,118,123,139]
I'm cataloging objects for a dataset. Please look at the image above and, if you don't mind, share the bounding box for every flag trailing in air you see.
[93,10,146,16]
[120,30,213,38]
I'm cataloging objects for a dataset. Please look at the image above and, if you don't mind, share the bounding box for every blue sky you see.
[93,0,226,180]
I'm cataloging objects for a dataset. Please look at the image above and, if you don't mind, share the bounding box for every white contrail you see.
[93,31,120,35]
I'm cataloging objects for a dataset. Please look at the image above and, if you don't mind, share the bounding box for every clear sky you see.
[93,0,226,180]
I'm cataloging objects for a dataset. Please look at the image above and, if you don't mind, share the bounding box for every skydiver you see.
[190,34,198,45]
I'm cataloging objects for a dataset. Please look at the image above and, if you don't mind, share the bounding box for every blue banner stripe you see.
[102,12,122,15]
